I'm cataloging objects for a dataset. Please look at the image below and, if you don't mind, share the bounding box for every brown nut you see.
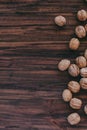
[62,89,72,102]
[75,25,86,38]
[69,38,80,50]
[76,56,86,68]
[84,49,87,59]
[67,113,81,125]
[84,105,87,114]
[80,67,87,77]
[80,78,87,89]
[58,59,70,71]
[77,9,87,21]
[70,98,82,109]
[68,81,80,93]
[85,24,87,32]
[68,64,80,77]
[54,15,66,26]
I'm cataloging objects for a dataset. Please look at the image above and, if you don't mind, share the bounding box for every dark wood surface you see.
[0,0,87,129]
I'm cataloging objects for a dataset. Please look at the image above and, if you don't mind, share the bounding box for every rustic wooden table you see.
[0,0,87,130]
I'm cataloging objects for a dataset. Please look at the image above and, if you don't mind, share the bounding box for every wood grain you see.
[0,0,87,129]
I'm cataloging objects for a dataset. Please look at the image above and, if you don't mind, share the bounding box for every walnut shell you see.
[69,38,80,50]
[62,89,72,102]
[67,113,81,125]
[84,105,87,114]
[80,78,87,89]
[58,59,70,71]
[68,81,80,93]
[77,9,87,21]
[68,64,80,77]
[85,24,87,32]
[54,15,66,26]
[80,67,87,77]
[70,98,82,109]
[76,56,86,68]
[75,25,86,38]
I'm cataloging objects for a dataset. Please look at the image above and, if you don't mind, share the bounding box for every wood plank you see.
[0,0,87,129]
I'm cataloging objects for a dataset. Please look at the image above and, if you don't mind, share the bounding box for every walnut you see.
[54,15,66,26]
[70,98,82,109]
[80,78,87,89]
[84,105,87,114]
[80,67,87,77]
[67,113,81,125]
[75,25,86,38]
[58,59,70,71]
[77,9,87,21]
[76,56,86,68]
[62,89,72,102]
[68,64,80,77]
[69,38,80,50]
[68,81,80,93]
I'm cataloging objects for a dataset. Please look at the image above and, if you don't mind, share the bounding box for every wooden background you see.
[0,0,87,130]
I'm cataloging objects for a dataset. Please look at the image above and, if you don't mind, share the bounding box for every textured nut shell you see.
[75,26,86,38]
[69,38,80,50]
[70,98,82,109]
[58,59,70,71]
[84,49,87,59]
[84,105,87,114]
[68,81,80,93]
[76,56,86,68]
[85,24,87,32]
[54,16,66,26]
[80,78,87,89]
[80,67,87,77]
[77,9,87,21]
[67,113,81,125]
[62,89,72,102]
[68,64,79,77]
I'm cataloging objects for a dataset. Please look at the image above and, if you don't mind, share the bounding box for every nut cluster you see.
[58,52,87,126]
[56,9,87,125]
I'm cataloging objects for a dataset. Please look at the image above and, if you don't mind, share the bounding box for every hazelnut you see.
[84,49,87,59]
[84,105,87,114]
[75,25,86,38]
[67,113,81,125]
[85,24,87,32]
[76,56,86,68]
[69,38,80,50]
[62,89,72,102]
[68,64,80,77]
[77,9,87,21]
[58,59,70,71]
[70,98,82,109]
[80,67,87,78]
[54,15,66,26]
[80,78,87,89]
[68,81,80,93]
